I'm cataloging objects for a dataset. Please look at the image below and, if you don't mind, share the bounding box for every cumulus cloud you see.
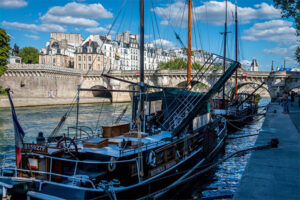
[25,34,40,40]
[85,26,109,33]
[264,45,298,64]
[152,1,281,26]
[153,39,176,49]
[0,0,27,8]
[242,20,297,44]
[2,21,66,32]
[41,14,98,27]
[40,2,112,27]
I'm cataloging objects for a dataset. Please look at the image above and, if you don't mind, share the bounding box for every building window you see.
[84,64,86,70]
[88,64,91,69]
[42,58,45,64]
[84,56,86,61]
[98,56,100,62]
[53,58,56,64]
[88,56,91,61]
[78,56,81,61]
[78,64,81,70]
[98,64,100,70]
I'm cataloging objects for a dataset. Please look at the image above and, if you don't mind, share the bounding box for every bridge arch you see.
[90,85,112,102]
[228,82,271,99]
[176,80,211,92]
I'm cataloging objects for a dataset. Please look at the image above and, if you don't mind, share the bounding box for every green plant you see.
[0,28,10,76]
[19,47,39,64]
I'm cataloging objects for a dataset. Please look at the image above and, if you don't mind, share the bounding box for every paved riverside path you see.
[233,102,300,200]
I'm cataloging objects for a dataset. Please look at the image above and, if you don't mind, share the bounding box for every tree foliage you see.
[0,28,10,76]
[12,43,20,56]
[19,47,39,64]
[159,58,222,71]
[273,0,300,63]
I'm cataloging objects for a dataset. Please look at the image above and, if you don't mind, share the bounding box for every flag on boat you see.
[6,88,25,167]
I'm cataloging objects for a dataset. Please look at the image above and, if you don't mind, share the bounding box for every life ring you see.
[147,151,156,168]
[108,157,116,172]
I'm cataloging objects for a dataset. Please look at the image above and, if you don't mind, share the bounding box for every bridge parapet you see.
[6,64,81,75]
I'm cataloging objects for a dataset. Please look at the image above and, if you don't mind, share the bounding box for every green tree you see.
[0,28,10,76]
[273,0,300,63]
[12,43,20,56]
[19,47,39,64]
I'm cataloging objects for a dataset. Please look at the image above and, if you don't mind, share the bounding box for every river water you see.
[0,98,270,199]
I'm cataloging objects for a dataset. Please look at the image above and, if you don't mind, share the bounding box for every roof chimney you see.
[88,38,92,46]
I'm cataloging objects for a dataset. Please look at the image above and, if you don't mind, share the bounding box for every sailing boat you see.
[0,1,240,199]
[213,0,259,132]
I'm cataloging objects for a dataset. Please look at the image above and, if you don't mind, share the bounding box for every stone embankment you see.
[0,97,111,108]
[234,102,300,200]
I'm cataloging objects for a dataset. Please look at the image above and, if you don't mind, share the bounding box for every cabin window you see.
[156,151,164,166]
[165,148,174,162]
[130,164,137,177]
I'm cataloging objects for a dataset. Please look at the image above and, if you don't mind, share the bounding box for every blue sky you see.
[0,0,298,71]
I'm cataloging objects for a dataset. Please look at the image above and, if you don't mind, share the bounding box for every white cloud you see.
[242,20,297,44]
[152,1,281,26]
[153,39,176,49]
[25,34,40,40]
[240,60,251,66]
[41,14,98,27]
[2,21,66,32]
[85,26,109,33]
[264,45,298,64]
[0,0,27,8]
[40,2,112,27]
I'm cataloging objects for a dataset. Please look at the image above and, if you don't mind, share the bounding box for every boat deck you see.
[79,131,173,157]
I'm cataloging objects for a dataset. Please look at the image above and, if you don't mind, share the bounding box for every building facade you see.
[39,33,84,68]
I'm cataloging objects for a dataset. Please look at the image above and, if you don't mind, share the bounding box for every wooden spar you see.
[222,0,228,101]
[187,0,192,90]
[139,0,145,178]
[80,88,136,92]
[234,0,238,101]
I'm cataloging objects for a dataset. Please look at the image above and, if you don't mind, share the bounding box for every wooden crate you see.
[102,123,130,138]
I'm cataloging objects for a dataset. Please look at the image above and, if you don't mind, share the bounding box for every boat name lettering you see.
[23,143,47,152]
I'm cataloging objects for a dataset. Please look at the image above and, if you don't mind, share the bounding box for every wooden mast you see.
[139,0,145,132]
[187,0,192,89]
[234,0,238,101]
[222,0,228,101]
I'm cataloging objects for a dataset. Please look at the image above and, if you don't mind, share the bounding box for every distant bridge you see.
[1,64,300,102]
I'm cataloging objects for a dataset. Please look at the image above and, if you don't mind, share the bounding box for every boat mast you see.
[187,0,192,89]
[139,0,145,132]
[222,0,228,101]
[234,0,238,101]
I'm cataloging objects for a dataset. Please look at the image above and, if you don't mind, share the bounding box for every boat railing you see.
[0,152,139,189]
[120,139,167,154]
[67,126,97,139]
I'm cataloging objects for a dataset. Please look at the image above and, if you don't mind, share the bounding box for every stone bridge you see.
[1,64,299,103]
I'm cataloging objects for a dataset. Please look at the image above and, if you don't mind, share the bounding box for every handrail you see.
[21,152,137,164]
[0,167,96,189]
[67,126,95,139]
